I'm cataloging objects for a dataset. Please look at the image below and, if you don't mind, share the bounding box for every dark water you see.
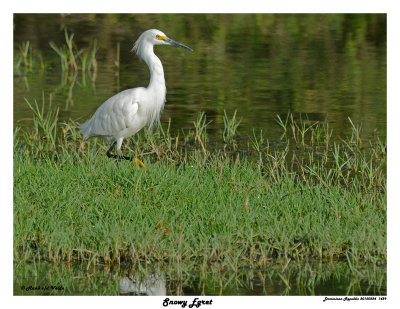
[13,14,387,142]
[14,260,386,296]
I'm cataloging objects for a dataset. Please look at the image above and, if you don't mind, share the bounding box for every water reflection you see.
[119,273,166,295]
[14,260,386,296]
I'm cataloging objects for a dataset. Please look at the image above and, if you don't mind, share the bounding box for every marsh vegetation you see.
[13,14,386,295]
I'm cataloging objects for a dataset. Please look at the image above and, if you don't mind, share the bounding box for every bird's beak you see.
[163,38,193,51]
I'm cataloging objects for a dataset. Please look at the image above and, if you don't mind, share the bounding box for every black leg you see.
[105,141,145,168]
[106,141,117,158]
[106,141,134,161]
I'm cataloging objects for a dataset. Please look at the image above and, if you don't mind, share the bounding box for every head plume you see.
[132,29,167,60]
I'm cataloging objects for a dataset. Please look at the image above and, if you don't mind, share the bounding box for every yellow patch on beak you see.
[156,35,167,40]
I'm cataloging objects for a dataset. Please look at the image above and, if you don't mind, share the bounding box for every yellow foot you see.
[133,157,146,169]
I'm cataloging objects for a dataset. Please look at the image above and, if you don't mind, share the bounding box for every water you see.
[14,260,386,296]
[13,14,387,142]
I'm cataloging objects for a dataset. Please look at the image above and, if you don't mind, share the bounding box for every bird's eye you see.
[156,34,167,40]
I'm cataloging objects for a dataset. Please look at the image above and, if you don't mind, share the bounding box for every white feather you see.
[78,29,191,154]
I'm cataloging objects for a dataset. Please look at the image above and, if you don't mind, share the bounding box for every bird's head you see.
[133,29,192,60]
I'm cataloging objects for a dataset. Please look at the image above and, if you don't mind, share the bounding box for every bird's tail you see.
[79,118,92,140]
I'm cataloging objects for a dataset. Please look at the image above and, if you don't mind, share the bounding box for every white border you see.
[3,1,399,308]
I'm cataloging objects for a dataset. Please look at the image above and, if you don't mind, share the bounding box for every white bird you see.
[79,29,192,165]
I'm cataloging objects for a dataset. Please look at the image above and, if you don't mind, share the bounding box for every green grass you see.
[13,151,386,264]
[13,100,387,284]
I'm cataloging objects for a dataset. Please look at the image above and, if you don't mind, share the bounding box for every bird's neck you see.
[143,46,166,91]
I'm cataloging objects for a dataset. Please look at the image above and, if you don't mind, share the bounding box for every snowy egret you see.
[79,29,192,165]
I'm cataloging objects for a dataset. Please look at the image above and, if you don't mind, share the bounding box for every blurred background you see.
[13,13,387,142]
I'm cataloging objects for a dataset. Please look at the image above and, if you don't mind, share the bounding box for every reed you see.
[88,39,98,82]
[114,41,120,73]
[23,95,59,153]
[49,28,98,83]
[18,41,33,71]
[49,41,68,73]
[223,110,241,144]
[193,112,211,154]
[64,28,78,72]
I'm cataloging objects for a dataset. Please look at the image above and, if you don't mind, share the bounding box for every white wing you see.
[80,88,143,140]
